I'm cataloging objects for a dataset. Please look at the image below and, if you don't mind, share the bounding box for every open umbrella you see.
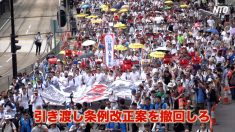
[58,50,76,56]
[59,50,66,55]
[164,6,172,10]
[154,47,170,52]
[101,7,109,12]
[82,40,96,46]
[91,19,103,24]
[121,5,129,9]
[86,15,98,19]
[180,4,189,8]
[100,4,108,9]
[149,51,166,58]
[76,13,88,18]
[114,22,127,29]
[110,8,117,12]
[165,1,173,4]
[114,45,127,51]
[119,8,128,13]
[129,43,144,49]
[81,4,90,9]
[206,28,219,34]
[112,4,122,9]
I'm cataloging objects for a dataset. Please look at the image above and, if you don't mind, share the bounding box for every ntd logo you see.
[213,6,230,15]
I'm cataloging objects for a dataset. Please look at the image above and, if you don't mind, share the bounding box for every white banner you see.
[104,34,115,68]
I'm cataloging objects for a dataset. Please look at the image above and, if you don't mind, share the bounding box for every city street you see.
[0,0,58,77]
[0,0,235,132]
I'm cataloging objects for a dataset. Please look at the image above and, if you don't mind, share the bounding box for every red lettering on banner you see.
[173,110,185,123]
[97,110,109,123]
[47,110,58,123]
[109,110,122,122]
[122,110,135,123]
[198,110,210,123]
[148,110,159,122]
[186,110,197,123]
[34,110,46,123]
[84,109,97,123]
[135,110,148,123]
[160,110,173,123]
[73,110,84,123]
[59,110,72,123]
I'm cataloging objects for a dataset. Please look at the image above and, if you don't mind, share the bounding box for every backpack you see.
[229,72,235,85]
[2,122,13,132]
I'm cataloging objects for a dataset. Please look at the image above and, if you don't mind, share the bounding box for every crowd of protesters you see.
[1,0,235,132]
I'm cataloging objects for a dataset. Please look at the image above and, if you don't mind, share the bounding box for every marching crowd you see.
[1,0,235,132]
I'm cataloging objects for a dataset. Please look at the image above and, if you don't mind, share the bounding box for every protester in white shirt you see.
[130,68,140,82]
[67,72,75,87]
[207,16,215,28]
[30,90,45,112]
[84,71,95,87]
[215,51,225,66]
[33,80,45,94]
[74,69,83,87]
[94,68,104,83]
[19,87,30,110]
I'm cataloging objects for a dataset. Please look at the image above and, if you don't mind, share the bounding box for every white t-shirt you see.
[95,73,104,83]
[2,122,16,132]
[216,56,225,64]
[130,71,140,82]
[48,127,60,132]
[75,75,83,87]
[207,19,215,28]
[31,95,44,112]
[19,93,29,109]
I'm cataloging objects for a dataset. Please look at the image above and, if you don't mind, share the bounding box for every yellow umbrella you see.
[149,51,166,58]
[59,50,76,55]
[129,43,144,49]
[114,45,127,51]
[91,19,103,24]
[76,13,88,18]
[100,4,108,9]
[165,1,173,4]
[119,8,128,13]
[114,23,127,29]
[59,50,65,55]
[180,4,189,8]
[110,8,117,12]
[102,7,109,12]
[86,15,98,19]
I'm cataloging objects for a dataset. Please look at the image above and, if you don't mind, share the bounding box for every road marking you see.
[6,57,12,62]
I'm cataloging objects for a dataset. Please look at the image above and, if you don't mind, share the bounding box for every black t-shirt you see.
[208,89,217,102]
[131,123,139,132]
[174,98,179,109]
[84,123,92,132]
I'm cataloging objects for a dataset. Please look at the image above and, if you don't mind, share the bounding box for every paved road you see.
[0,0,58,88]
[0,52,46,90]
[0,0,58,37]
